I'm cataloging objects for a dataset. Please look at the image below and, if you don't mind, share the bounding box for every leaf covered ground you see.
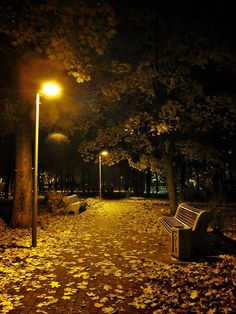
[0,199,235,314]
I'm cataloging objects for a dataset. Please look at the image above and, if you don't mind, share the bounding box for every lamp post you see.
[98,150,108,200]
[32,82,61,247]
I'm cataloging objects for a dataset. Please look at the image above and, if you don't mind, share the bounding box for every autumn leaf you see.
[190,290,199,300]
[77,281,88,289]
[114,271,122,277]
[87,292,96,297]
[102,306,115,313]
[50,281,60,288]
[100,297,109,303]
[94,302,104,308]
[206,309,217,314]
[103,284,112,291]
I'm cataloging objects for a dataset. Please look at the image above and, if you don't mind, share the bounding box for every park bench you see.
[62,194,87,215]
[159,203,211,260]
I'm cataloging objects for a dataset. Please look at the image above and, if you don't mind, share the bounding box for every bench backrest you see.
[63,194,79,205]
[175,203,209,232]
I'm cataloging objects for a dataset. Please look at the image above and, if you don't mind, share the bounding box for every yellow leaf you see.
[108,293,116,299]
[206,310,217,314]
[144,285,153,294]
[103,284,112,291]
[94,303,104,308]
[114,271,122,277]
[87,292,96,297]
[190,290,199,299]
[50,281,60,288]
[77,281,88,289]
[37,302,47,308]
[102,306,115,313]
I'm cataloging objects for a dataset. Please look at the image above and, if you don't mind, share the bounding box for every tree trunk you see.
[12,119,32,227]
[162,141,178,215]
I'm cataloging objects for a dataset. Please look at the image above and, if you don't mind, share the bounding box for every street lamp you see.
[32,82,61,247]
[98,150,108,200]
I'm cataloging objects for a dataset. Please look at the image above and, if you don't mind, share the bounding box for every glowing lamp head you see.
[42,82,61,96]
[100,150,108,156]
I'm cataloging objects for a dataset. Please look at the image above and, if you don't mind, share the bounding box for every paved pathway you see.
[1,199,171,314]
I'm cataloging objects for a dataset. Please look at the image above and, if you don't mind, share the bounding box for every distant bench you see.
[62,194,87,215]
[159,203,211,259]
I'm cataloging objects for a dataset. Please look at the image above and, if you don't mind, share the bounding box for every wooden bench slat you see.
[180,203,203,214]
[176,209,198,227]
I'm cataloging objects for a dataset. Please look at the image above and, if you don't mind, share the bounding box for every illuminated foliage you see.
[0,0,116,83]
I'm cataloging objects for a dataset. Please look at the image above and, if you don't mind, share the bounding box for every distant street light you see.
[98,150,108,200]
[32,82,61,247]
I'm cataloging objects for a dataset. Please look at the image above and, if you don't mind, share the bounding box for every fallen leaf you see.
[94,302,104,308]
[50,281,60,288]
[102,306,115,313]
[104,284,112,291]
[190,290,199,300]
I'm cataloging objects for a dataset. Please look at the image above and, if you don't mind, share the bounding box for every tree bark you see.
[12,119,32,227]
[162,141,178,215]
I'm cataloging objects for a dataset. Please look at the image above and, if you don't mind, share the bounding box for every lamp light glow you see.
[100,150,108,156]
[42,82,61,96]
